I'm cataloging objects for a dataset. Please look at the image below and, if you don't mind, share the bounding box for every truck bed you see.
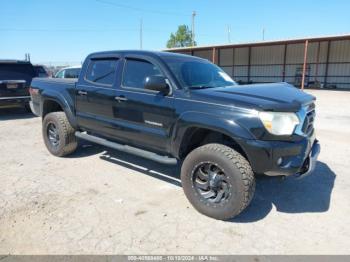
[30,77,77,116]
[31,77,77,89]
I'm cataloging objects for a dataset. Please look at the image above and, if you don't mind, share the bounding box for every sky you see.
[1,0,349,64]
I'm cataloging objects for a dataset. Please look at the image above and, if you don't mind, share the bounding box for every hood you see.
[190,82,315,112]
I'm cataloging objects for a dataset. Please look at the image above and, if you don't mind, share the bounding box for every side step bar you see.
[75,131,177,165]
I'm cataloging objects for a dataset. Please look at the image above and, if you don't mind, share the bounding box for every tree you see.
[166,25,196,48]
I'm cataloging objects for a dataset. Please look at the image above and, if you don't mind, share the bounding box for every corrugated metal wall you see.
[172,37,350,89]
[193,50,211,61]
[250,45,284,83]
[327,40,350,88]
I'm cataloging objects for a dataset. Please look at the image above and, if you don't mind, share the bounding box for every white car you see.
[55,66,81,79]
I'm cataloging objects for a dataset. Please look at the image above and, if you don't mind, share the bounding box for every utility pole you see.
[262,27,265,41]
[227,25,231,43]
[140,18,143,50]
[191,11,196,46]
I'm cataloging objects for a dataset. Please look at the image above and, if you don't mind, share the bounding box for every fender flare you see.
[171,111,255,158]
[40,90,77,128]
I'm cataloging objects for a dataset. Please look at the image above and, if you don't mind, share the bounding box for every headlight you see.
[259,111,300,136]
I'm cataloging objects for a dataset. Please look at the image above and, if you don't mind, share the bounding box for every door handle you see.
[114,96,128,102]
[78,90,87,96]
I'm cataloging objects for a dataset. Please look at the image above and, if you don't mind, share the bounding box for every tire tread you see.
[43,112,77,157]
[198,143,255,215]
[181,143,255,220]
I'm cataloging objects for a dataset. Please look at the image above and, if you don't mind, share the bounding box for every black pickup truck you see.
[0,60,36,111]
[30,50,320,220]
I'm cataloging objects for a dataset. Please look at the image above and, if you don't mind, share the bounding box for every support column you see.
[212,47,216,64]
[324,41,331,87]
[232,48,235,78]
[282,44,287,82]
[247,47,251,83]
[301,40,309,90]
[315,41,321,83]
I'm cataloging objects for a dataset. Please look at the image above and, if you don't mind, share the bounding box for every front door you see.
[112,56,176,154]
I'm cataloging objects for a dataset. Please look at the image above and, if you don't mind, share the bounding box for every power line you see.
[0,28,138,32]
[0,27,224,40]
[95,0,188,16]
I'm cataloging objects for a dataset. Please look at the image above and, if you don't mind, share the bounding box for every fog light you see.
[277,157,283,166]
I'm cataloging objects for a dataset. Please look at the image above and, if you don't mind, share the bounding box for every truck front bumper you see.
[238,134,320,178]
[293,141,320,179]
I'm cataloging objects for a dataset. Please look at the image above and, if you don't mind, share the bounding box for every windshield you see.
[162,56,236,89]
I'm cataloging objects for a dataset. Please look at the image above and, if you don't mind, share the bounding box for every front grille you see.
[301,103,315,136]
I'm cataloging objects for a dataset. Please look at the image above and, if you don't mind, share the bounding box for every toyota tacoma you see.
[29,50,320,220]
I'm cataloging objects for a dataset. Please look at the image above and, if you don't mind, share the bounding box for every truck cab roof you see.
[87,50,203,60]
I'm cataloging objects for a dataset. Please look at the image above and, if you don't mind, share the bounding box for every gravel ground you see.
[0,90,349,254]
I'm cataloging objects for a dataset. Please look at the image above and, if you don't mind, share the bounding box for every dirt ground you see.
[0,90,349,254]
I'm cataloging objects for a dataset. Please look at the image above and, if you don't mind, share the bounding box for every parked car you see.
[30,50,320,220]
[33,65,49,78]
[0,60,36,111]
[54,66,81,79]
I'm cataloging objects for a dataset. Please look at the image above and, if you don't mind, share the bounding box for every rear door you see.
[75,56,123,139]
[112,55,176,153]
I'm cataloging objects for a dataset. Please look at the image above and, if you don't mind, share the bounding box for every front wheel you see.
[181,143,255,220]
[42,112,78,157]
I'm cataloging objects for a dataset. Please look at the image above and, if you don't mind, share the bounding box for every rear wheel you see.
[42,112,77,157]
[181,143,255,220]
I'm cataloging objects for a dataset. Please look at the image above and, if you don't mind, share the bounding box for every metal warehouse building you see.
[167,34,350,89]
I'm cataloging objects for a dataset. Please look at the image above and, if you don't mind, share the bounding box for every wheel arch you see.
[41,96,77,128]
[172,112,254,160]
[177,126,249,161]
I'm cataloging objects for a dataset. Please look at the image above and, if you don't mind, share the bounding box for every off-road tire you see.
[42,112,78,157]
[181,143,255,220]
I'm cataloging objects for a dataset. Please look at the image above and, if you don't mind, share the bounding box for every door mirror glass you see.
[144,76,170,95]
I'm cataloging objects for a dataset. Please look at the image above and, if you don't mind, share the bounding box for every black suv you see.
[0,60,36,111]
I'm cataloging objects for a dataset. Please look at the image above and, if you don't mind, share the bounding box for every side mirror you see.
[144,76,170,95]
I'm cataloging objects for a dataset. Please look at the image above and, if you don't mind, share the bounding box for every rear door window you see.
[85,59,119,86]
[122,59,163,89]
